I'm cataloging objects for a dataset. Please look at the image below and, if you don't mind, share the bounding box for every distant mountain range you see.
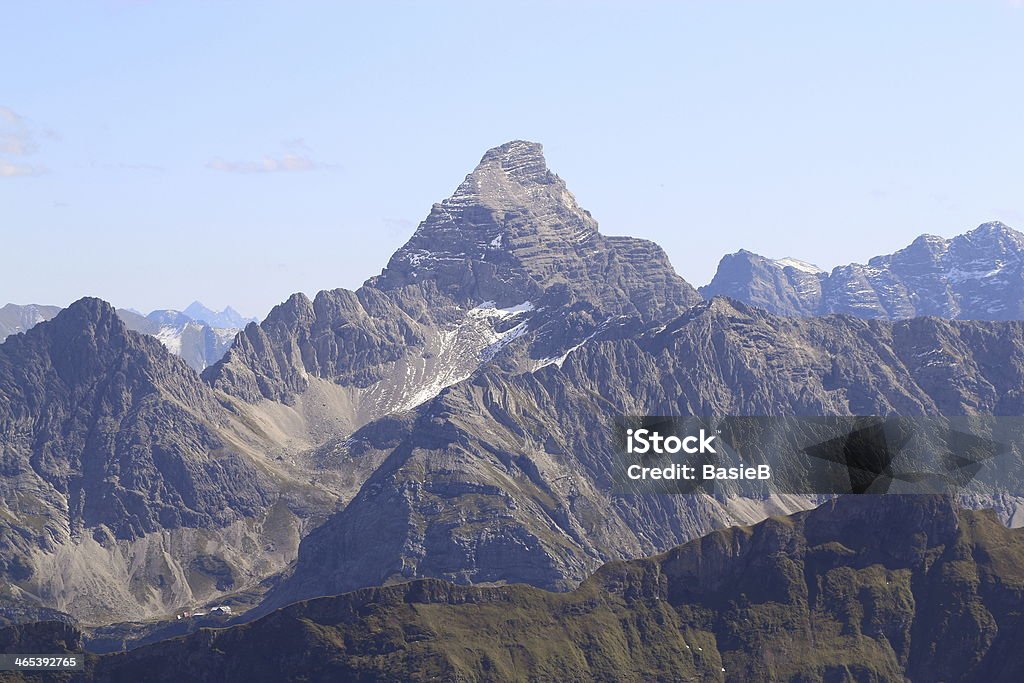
[0,301,255,372]
[702,221,1024,319]
[2,140,1024,678]
[183,302,257,329]
[0,303,61,341]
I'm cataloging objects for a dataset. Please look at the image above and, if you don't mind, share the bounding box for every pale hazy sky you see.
[3,1,1023,318]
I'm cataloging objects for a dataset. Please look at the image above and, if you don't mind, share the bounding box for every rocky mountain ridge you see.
[702,221,1024,319]
[34,495,1024,682]
[0,299,338,625]
[4,140,1024,635]
[0,303,249,372]
[204,141,699,439]
[258,296,1024,614]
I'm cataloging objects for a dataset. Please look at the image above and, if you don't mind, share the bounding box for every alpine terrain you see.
[2,141,1024,664]
[702,221,1024,319]
[11,495,1024,682]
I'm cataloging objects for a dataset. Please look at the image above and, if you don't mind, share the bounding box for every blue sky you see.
[2,0,1022,317]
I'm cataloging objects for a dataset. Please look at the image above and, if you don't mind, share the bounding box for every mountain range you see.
[0,304,61,342]
[0,298,345,626]
[0,302,255,373]
[10,495,1024,681]
[702,222,1024,319]
[2,140,1024,677]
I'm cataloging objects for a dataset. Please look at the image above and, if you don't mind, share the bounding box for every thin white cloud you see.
[0,106,22,124]
[207,152,327,174]
[0,161,46,177]
[0,132,37,156]
[0,105,55,178]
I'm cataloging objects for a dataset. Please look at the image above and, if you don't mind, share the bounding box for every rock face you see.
[702,221,1024,319]
[6,140,1024,636]
[204,141,699,428]
[0,299,328,625]
[260,296,1024,613]
[0,298,270,537]
[75,496,1024,682]
[370,140,700,317]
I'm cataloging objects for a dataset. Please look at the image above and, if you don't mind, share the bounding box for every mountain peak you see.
[55,296,123,333]
[972,220,1012,233]
[368,140,600,299]
[965,220,1021,242]
[183,301,256,328]
[473,139,551,186]
[362,139,699,316]
[441,139,568,216]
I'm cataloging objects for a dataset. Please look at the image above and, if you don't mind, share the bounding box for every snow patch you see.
[155,326,183,356]
[467,300,535,320]
[392,300,537,412]
[946,265,1005,283]
[774,257,824,274]
[213,327,238,345]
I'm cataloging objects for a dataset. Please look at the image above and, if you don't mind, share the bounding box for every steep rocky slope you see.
[259,297,1024,612]
[0,300,331,625]
[54,496,1024,682]
[5,141,1024,638]
[203,141,700,439]
[702,221,1024,319]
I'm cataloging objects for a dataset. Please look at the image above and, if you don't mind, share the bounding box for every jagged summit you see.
[207,140,701,409]
[960,220,1024,251]
[7,297,129,355]
[971,220,1016,235]
[474,139,553,186]
[183,301,256,328]
[703,221,1024,319]
[370,139,600,299]
[368,140,697,315]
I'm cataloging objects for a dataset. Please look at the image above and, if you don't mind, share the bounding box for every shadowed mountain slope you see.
[62,495,1024,682]
[0,299,332,625]
[258,297,1024,613]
